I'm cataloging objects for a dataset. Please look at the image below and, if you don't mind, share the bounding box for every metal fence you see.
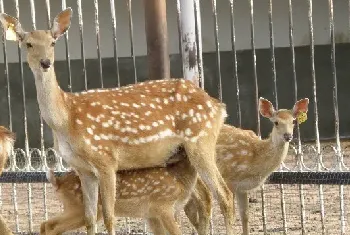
[0,0,349,234]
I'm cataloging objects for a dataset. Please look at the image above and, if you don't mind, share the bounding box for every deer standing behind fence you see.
[0,8,235,235]
[184,97,309,235]
[40,147,211,235]
[0,126,15,235]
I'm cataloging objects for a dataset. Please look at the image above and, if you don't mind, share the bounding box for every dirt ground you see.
[0,140,349,234]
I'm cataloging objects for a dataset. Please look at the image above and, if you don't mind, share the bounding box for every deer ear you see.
[292,98,309,117]
[51,8,72,39]
[259,97,275,118]
[0,13,26,41]
[46,169,58,188]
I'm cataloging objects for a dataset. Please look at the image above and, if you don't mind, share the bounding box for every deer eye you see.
[51,41,56,47]
[274,121,279,126]
[26,43,32,48]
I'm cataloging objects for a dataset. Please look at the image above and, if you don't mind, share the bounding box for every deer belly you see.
[114,198,151,218]
[235,177,266,192]
[117,138,182,170]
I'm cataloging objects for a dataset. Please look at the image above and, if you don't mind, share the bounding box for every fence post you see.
[179,0,199,85]
[143,0,170,80]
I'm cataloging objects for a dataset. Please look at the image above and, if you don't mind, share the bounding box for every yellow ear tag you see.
[5,23,17,41]
[297,112,307,124]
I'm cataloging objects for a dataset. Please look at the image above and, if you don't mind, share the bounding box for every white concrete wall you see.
[0,0,349,63]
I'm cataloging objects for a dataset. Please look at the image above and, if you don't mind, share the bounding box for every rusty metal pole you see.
[179,0,199,85]
[143,0,170,79]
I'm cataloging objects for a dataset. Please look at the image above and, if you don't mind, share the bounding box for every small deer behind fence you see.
[185,97,309,235]
[40,147,211,235]
[0,126,15,235]
[0,8,235,235]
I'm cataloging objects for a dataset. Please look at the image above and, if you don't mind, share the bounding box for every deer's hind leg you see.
[184,137,234,235]
[147,218,167,235]
[237,191,249,235]
[185,178,213,235]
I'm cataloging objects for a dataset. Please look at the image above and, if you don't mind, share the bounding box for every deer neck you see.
[32,67,69,132]
[267,128,290,163]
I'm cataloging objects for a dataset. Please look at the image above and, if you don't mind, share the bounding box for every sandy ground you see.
[0,140,349,234]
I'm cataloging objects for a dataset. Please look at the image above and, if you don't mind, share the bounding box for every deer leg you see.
[0,214,13,235]
[147,218,167,235]
[237,191,249,235]
[98,168,116,235]
[184,140,234,235]
[185,178,213,235]
[44,212,86,235]
[79,172,99,235]
[159,211,182,235]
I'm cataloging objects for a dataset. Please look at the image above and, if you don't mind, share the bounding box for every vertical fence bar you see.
[127,0,138,83]
[61,0,72,92]
[211,0,222,101]
[176,0,184,78]
[93,0,103,88]
[287,1,301,234]
[249,0,265,233]
[194,0,204,88]
[309,2,326,234]
[77,0,88,90]
[28,1,39,231]
[229,0,241,127]
[179,0,199,85]
[15,0,28,230]
[307,1,321,170]
[328,1,347,233]
[328,0,345,171]
[143,0,170,80]
[339,185,345,234]
[268,0,277,104]
[249,0,260,137]
[43,0,52,221]
[268,1,287,233]
[109,0,121,87]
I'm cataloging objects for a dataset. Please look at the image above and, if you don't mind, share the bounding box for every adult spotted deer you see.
[40,148,211,235]
[0,126,15,235]
[0,8,234,235]
[185,97,309,235]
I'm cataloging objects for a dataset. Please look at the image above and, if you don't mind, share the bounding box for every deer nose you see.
[283,133,293,142]
[40,59,51,69]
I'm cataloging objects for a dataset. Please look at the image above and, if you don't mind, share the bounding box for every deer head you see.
[47,170,83,207]
[259,97,309,143]
[0,8,72,73]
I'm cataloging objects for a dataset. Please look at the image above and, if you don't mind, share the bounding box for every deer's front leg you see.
[237,191,249,235]
[97,167,117,235]
[78,172,99,235]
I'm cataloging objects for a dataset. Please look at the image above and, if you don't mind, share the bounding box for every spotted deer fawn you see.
[185,97,309,235]
[40,148,211,235]
[0,8,234,235]
[0,126,15,235]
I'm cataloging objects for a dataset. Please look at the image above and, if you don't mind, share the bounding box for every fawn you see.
[184,97,309,235]
[0,8,234,234]
[40,147,211,235]
[0,126,15,235]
